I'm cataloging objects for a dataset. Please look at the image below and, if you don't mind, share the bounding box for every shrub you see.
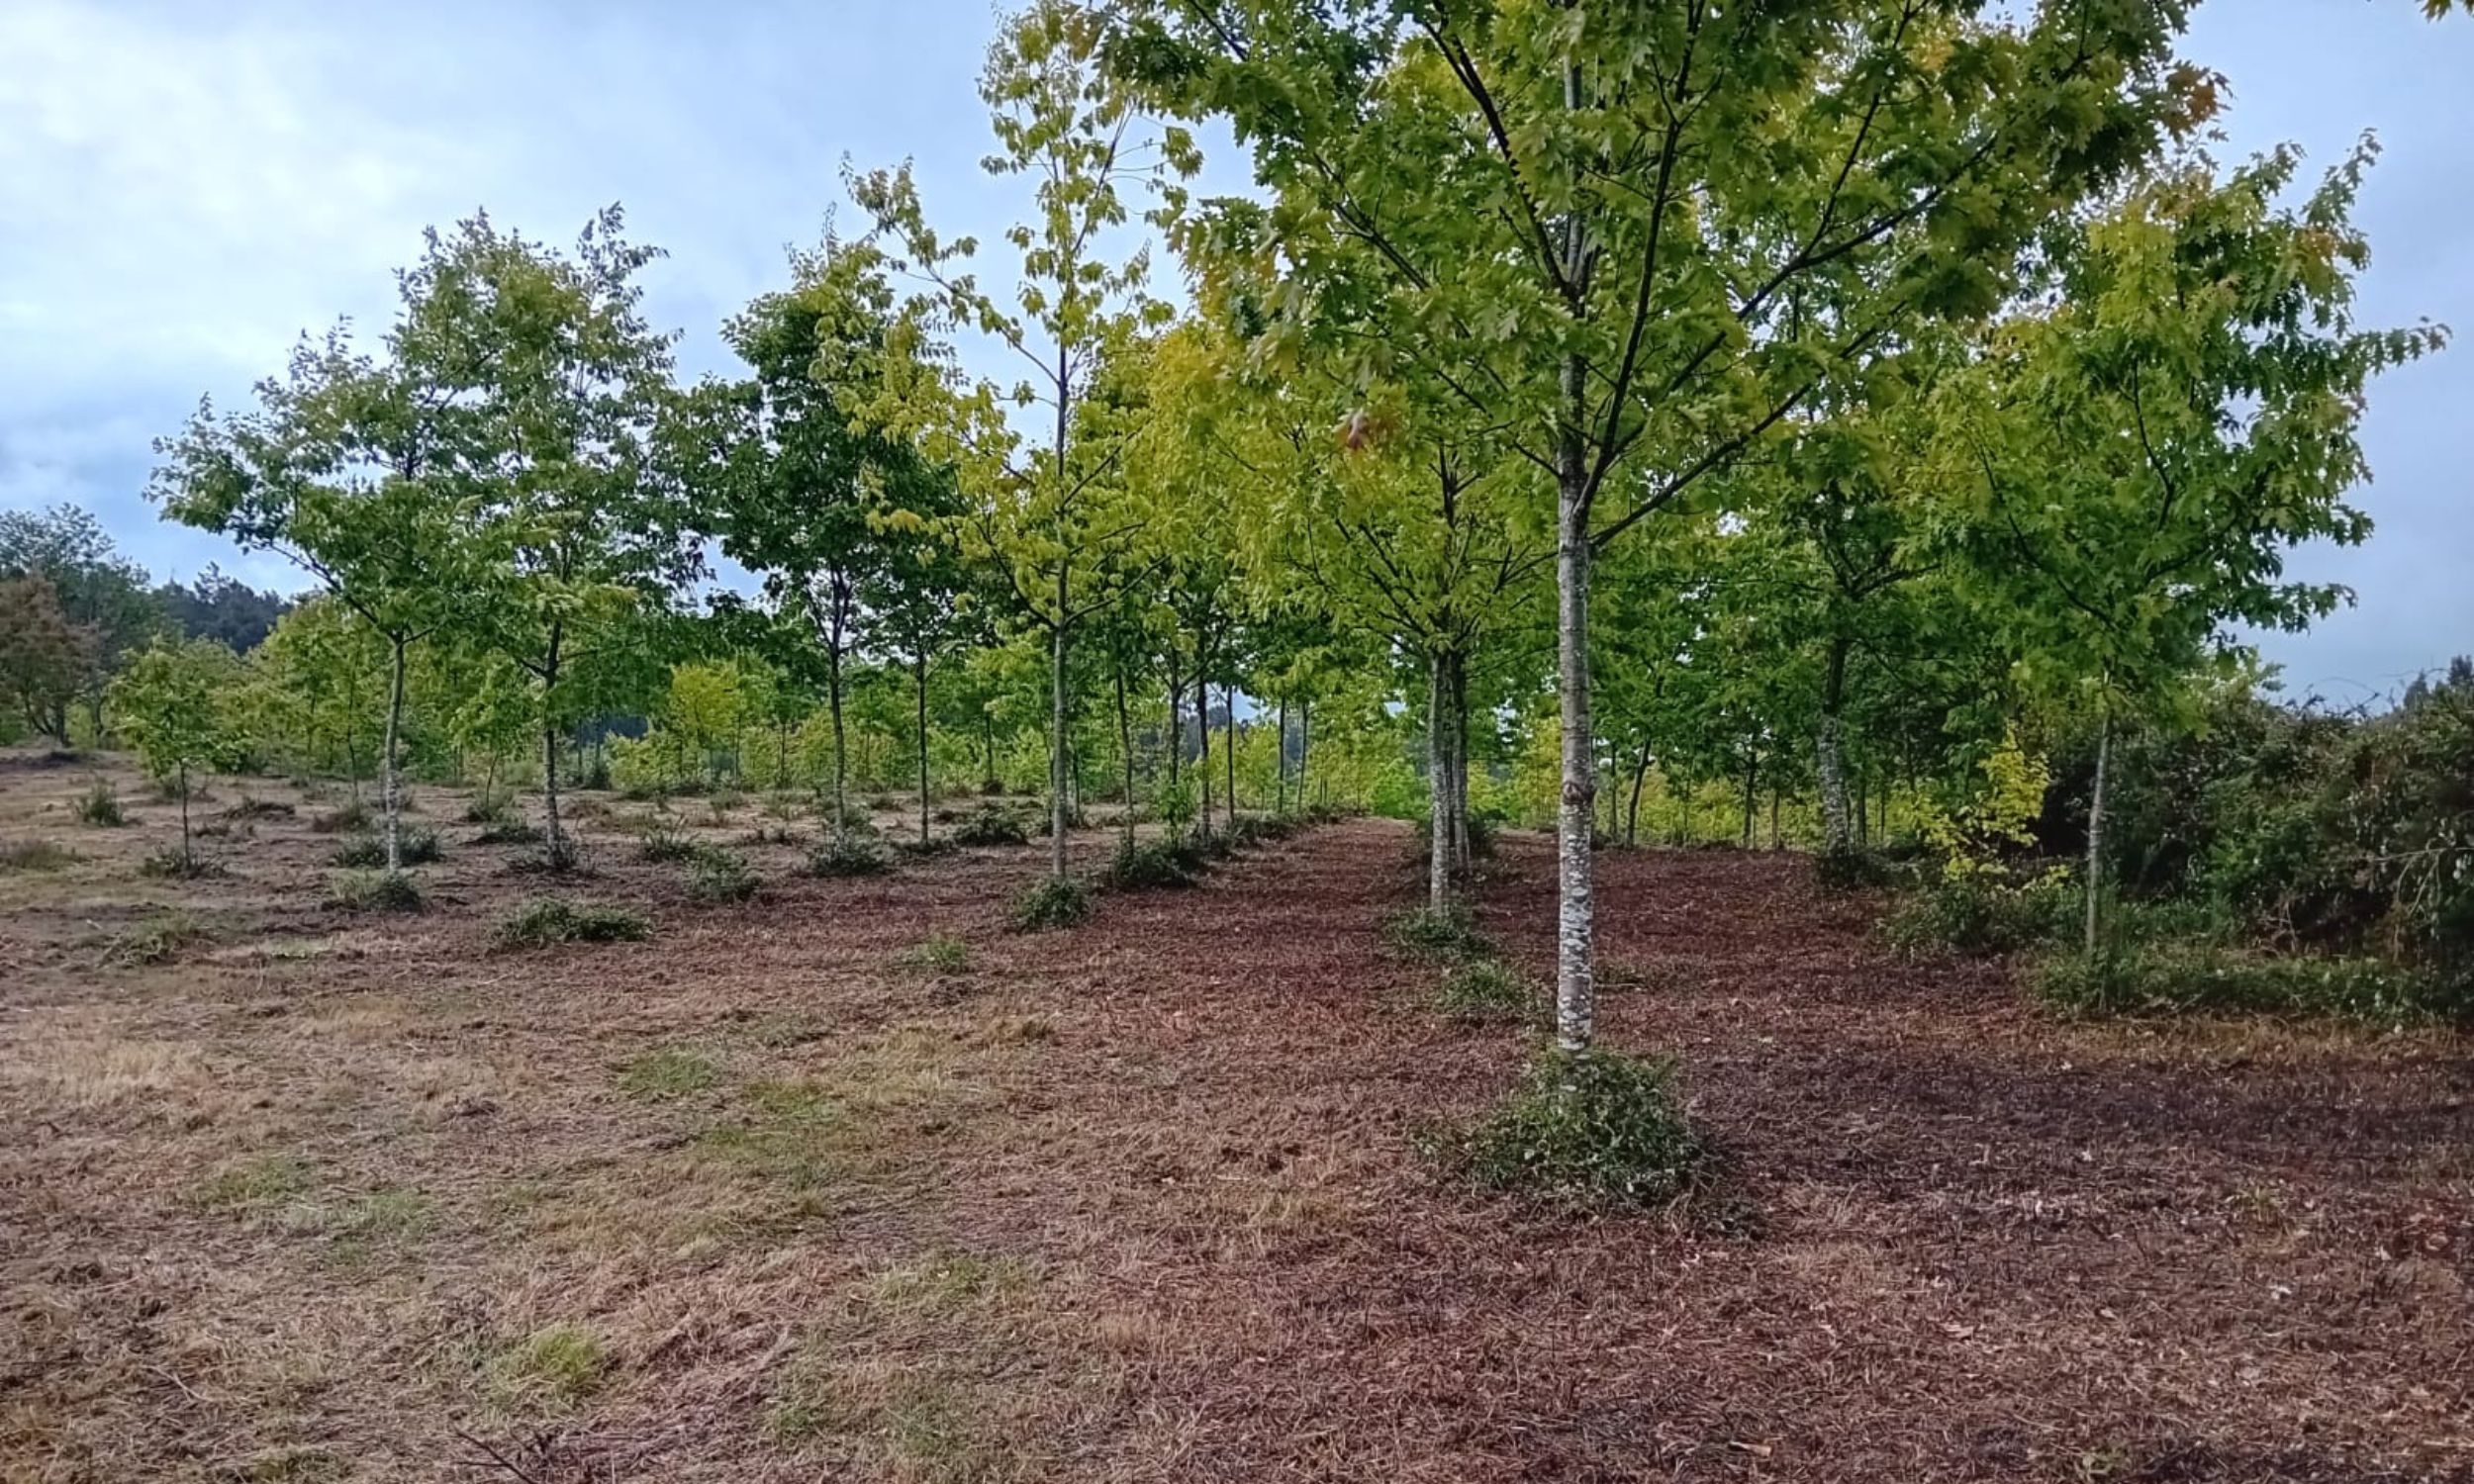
[901,933,972,974]
[685,846,761,904]
[139,847,223,880]
[1007,875,1093,932]
[2032,945,2469,1026]
[1814,847,1905,892]
[1435,960,1537,1025]
[473,819,544,846]
[100,910,205,967]
[1882,871,2077,957]
[331,826,441,868]
[1381,904,1492,960]
[310,798,371,834]
[329,870,425,913]
[220,794,295,821]
[807,835,889,878]
[0,839,78,873]
[637,820,698,863]
[463,788,517,824]
[1105,836,1204,890]
[742,823,801,847]
[74,778,126,826]
[494,897,650,951]
[1429,1047,1714,1208]
[951,803,1032,847]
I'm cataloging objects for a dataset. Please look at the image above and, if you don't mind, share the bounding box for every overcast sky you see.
[1,1,2464,704]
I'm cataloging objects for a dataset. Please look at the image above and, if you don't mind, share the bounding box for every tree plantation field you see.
[2,750,2468,1484]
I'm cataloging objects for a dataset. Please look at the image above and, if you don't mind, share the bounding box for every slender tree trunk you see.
[1114,664,1135,851]
[1626,742,1652,847]
[1224,682,1237,822]
[982,712,997,793]
[1448,649,1472,878]
[1298,696,1311,807]
[1048,619,1069,878]
[382,633,408,875]
[177,760,192,869]
[1553,391,1596,1054]
[828,644,850,849]
[914,649,932,847]
[541,622,569,869]
[1427,650,1450,911]
[1817,633,1852,857]
[1165,660,1182,793]
[1741,747,1759,848]
[1276,697,1288,814]
[1769,782,1782,851]
[2085,708,2112,958]
[1196,669,1213,840]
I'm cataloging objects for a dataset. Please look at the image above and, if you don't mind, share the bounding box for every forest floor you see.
[3,749,2470,1484]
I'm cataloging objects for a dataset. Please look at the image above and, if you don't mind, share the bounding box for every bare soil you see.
[3,753,2468,1482]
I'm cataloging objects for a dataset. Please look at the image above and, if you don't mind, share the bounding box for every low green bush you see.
[1882,871,2078,957]
[1435,960,1537,1025]
[2032,944,2468,1025]
[463,788,517,824]
[637,820,698,863]
[473,819,544,846]
[310,799,370,834]
[685,846,761,903]
[951,803,1033,847]
[900,933,972,974]
[1427,1047,1714,1208]
[74,778,126,827]
[1105,836,1204,890]
[807,835,889,878]
[329,870,425,913]
[1007,875,1093,932]
[494,897,650,951]
[331,826,441,869]
[1381,904,1493,961]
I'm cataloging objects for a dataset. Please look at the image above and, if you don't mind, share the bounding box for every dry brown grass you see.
[2,749,2469,1482]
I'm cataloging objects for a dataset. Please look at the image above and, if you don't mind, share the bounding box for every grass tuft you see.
[0,838,79,872]
[310,799,371,835]
[685,845,762,903]
[483,1324,611,1416]
[331,825,441,868]
[1007,875,1093,932]
[329,870,425,913]
[1105,836,1205,890]
[637,820,698,863]
[807,835,890,878]
[617,1046,721,1100]
[1428,1046,1714,1208]
[950,803,1032,847]
[493,897,650,951]
[74,778,126,826]
[899,932,972,974]
[1434,959,1537,1025]
[1381,904,1492,960]
[101,909,206,967]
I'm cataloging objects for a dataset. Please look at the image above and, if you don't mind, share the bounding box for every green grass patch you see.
[494,897,650,950]
[1427,1046,1714,1208]
[483,1324,611,1416]
[328,870,425,913]
[2033,944,2469,1025]
[331,825,442,868]
[618,1047,721,1101]
[101,909,206,967]
[807,835,890,878]
[900,933,972,974]
[686,845,762,903]
[950,802,1032,847]
[1434,959,1537,1025]
[192,1153,314,1210]
[1381,904,1492,960]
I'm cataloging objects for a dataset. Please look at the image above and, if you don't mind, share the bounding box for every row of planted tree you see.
[52,0,2452,1192]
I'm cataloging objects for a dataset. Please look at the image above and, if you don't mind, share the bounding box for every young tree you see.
[0,577,96,746]
[0,504,161,736]
[110,637,241,871]
[1952,142,2442,955]
[1112,0,2200,1049]
[849,0,1193,879]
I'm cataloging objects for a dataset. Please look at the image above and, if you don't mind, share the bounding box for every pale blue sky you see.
[1,1,2465,704]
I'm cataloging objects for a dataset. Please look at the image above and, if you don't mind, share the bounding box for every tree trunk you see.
[1427,649,1450,912]
[914,648,932,847]
[1769,782,1782,851]
[1114,663,1135,851]
[382,633,408,875]
[1276,697,1287,814]
[177,760,192,869]
[1164,658,1182,792]
[1817,633,1852,856]
[1224,682,1237,822]
[1447,649,1471,879]
[1048,620,1070,878]
[828,643,850,849]
[1741,748,1759,848]
[541,622,570,870]
[1196,670,1213,841]
[2084,708,2112,958]
[1298,696,1311,807]
[1625,742,1652,847]
[1553,396,1596,1054]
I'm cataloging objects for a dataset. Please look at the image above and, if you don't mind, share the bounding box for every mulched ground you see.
[3,758,2469,1483]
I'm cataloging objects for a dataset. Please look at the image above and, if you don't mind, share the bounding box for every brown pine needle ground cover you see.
[3,753,2469,1483]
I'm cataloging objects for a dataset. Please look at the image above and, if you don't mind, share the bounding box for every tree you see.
[155,568,291,652]
[1112,0,2202,1050]
[110,637,240,871]
[1952,141,2442,955]
[0,504,161,735]
[0,576,96,746]
[851,0,1193,879]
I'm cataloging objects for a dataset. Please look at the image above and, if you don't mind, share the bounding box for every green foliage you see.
[807,835,889,878]
[463,788,517,824]
[1434,960,1536,1026]
[685,845,761,904]
[483,1324,612,1416]
[100,910,205,968]
[900,933,972,974]
[2032,945,2467,1027]
[0,575,95,746]
[473,818,544,846]
[1381,905,1491,962]
[1105,836,1204,890]
[1430,1048,1714,1209]
[332,826,440,868]
[637,819,698,864]
[74,777,125,827]
[1006,875,1093,932]
[329,870,425,914]
[949,801,1031,847]
[1883,872,2079,957]
[494,897,650,951]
